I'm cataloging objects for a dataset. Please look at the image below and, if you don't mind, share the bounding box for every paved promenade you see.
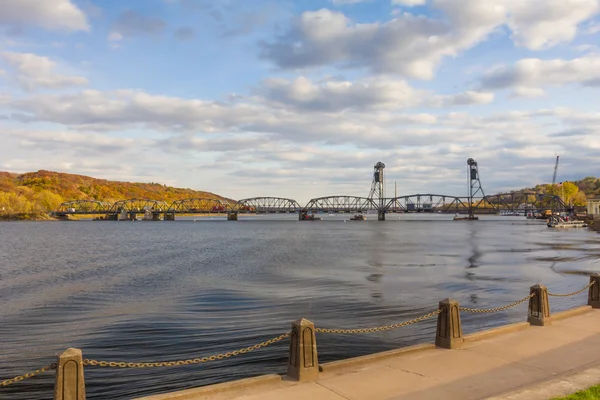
[139,307,600,400]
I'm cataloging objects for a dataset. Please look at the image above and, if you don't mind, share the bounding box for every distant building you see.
[588,196,600,218]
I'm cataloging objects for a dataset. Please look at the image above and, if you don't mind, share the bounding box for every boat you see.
[547,216,588,228]
[349,214,366,221]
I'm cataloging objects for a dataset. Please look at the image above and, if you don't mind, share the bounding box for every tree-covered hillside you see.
[0,170,234,217]
[516,177,600,206]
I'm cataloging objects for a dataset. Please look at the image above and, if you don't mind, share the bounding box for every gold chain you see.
[315,309,441,334]
[548,281,595,297]
[83,333,290,368]
[1,363,56,387]
[459,293,534,313]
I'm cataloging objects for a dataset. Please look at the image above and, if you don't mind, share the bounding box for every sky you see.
[0,0,599,203]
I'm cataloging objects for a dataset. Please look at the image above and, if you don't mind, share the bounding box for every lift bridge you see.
[53,158,569,221]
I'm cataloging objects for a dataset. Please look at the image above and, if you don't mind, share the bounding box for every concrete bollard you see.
[435,299,463,349]
[54,348,85,400]
[588,274,600,308]
[528,284,551,326]
[287,318,319,381]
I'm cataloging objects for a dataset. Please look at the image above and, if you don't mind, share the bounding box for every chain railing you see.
[315,309,442,334]
[459,293,535,313]
[1,363,56,387]
[2,277,597,395]
[83,332,290,369]
[548,281,595,297]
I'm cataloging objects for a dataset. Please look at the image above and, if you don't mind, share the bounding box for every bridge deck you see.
[136,308,600,400]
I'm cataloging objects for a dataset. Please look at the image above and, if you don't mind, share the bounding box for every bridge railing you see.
[3,274,599,398]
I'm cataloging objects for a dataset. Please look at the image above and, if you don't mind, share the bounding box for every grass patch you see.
[554,384,600,399]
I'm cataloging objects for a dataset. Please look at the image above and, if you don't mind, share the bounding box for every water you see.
[1,215,599,399]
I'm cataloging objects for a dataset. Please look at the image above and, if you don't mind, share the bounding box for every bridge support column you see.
[299,211,308,221]
[528,284,551,326]
[287,318,319,382]
[106,214,118,221]
[227,212,238,221]
[378,212,386,221]
[435,299,463,349]
[163,213,175,221]
[152,212,162,221]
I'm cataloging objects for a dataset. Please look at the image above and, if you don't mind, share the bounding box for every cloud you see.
[504,0,600,50]
[3,86,600,200]
[434,91,495,106]
[108,10,167,41]
[5,128,148,153]
[1,52,88,91]
[0,0,89,32]
[256,76,423,111]
[481,55,600,95]
[174,27,196,41]
[256,75,494,112]
[260,1,600,78]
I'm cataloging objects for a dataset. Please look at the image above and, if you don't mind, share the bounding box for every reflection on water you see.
[1,215,599,399]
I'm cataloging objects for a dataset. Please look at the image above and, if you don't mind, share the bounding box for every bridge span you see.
[53,159,571,221]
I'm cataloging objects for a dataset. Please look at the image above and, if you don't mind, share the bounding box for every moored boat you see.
[349,214,366,221]
[547,216,588,228]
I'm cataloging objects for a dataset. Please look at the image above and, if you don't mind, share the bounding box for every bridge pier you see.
[152,212,162,221]
[227,212,238,221]
[164,213,175,221]
[378,212,386,221]
[106,214,119,221]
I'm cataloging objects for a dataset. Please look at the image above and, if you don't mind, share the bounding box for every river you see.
[1,215,599,399]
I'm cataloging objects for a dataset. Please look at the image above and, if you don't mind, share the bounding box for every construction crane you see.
[545,155,560,218]
[552,155,560,185]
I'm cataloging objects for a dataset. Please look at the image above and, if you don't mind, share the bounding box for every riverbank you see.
[0,213,55,221]
[136,307,600,400]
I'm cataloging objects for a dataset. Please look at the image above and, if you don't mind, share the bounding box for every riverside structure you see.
[3,274,600,399]
[53,159,571,221]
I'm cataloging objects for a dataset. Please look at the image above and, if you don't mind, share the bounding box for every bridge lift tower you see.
[368,161,386,220]
[467,158,485,219]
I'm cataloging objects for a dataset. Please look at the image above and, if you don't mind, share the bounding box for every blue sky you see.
[1,0,599,202]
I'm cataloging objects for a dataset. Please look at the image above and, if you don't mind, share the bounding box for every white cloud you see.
[503,0,600,50]
[261,1,600,79]
[1,52,88,91]
[511,87,545,98]
[0,0,89,32]
[481,55,600,93]
[434,91,495,106]
[256,76,424,111]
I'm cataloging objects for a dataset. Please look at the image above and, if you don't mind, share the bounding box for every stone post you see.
[287,318,319,382]
[378,212,386,221]
[528,284,551,326]
[54,348,85,400]
[435,299,463,349]
[588,274,600,308]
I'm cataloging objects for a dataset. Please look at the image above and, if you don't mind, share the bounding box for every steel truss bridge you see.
[53,158,572,220]
[54,192,569,218]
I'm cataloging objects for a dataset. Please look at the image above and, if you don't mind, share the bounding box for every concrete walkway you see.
[139,307,600,400]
